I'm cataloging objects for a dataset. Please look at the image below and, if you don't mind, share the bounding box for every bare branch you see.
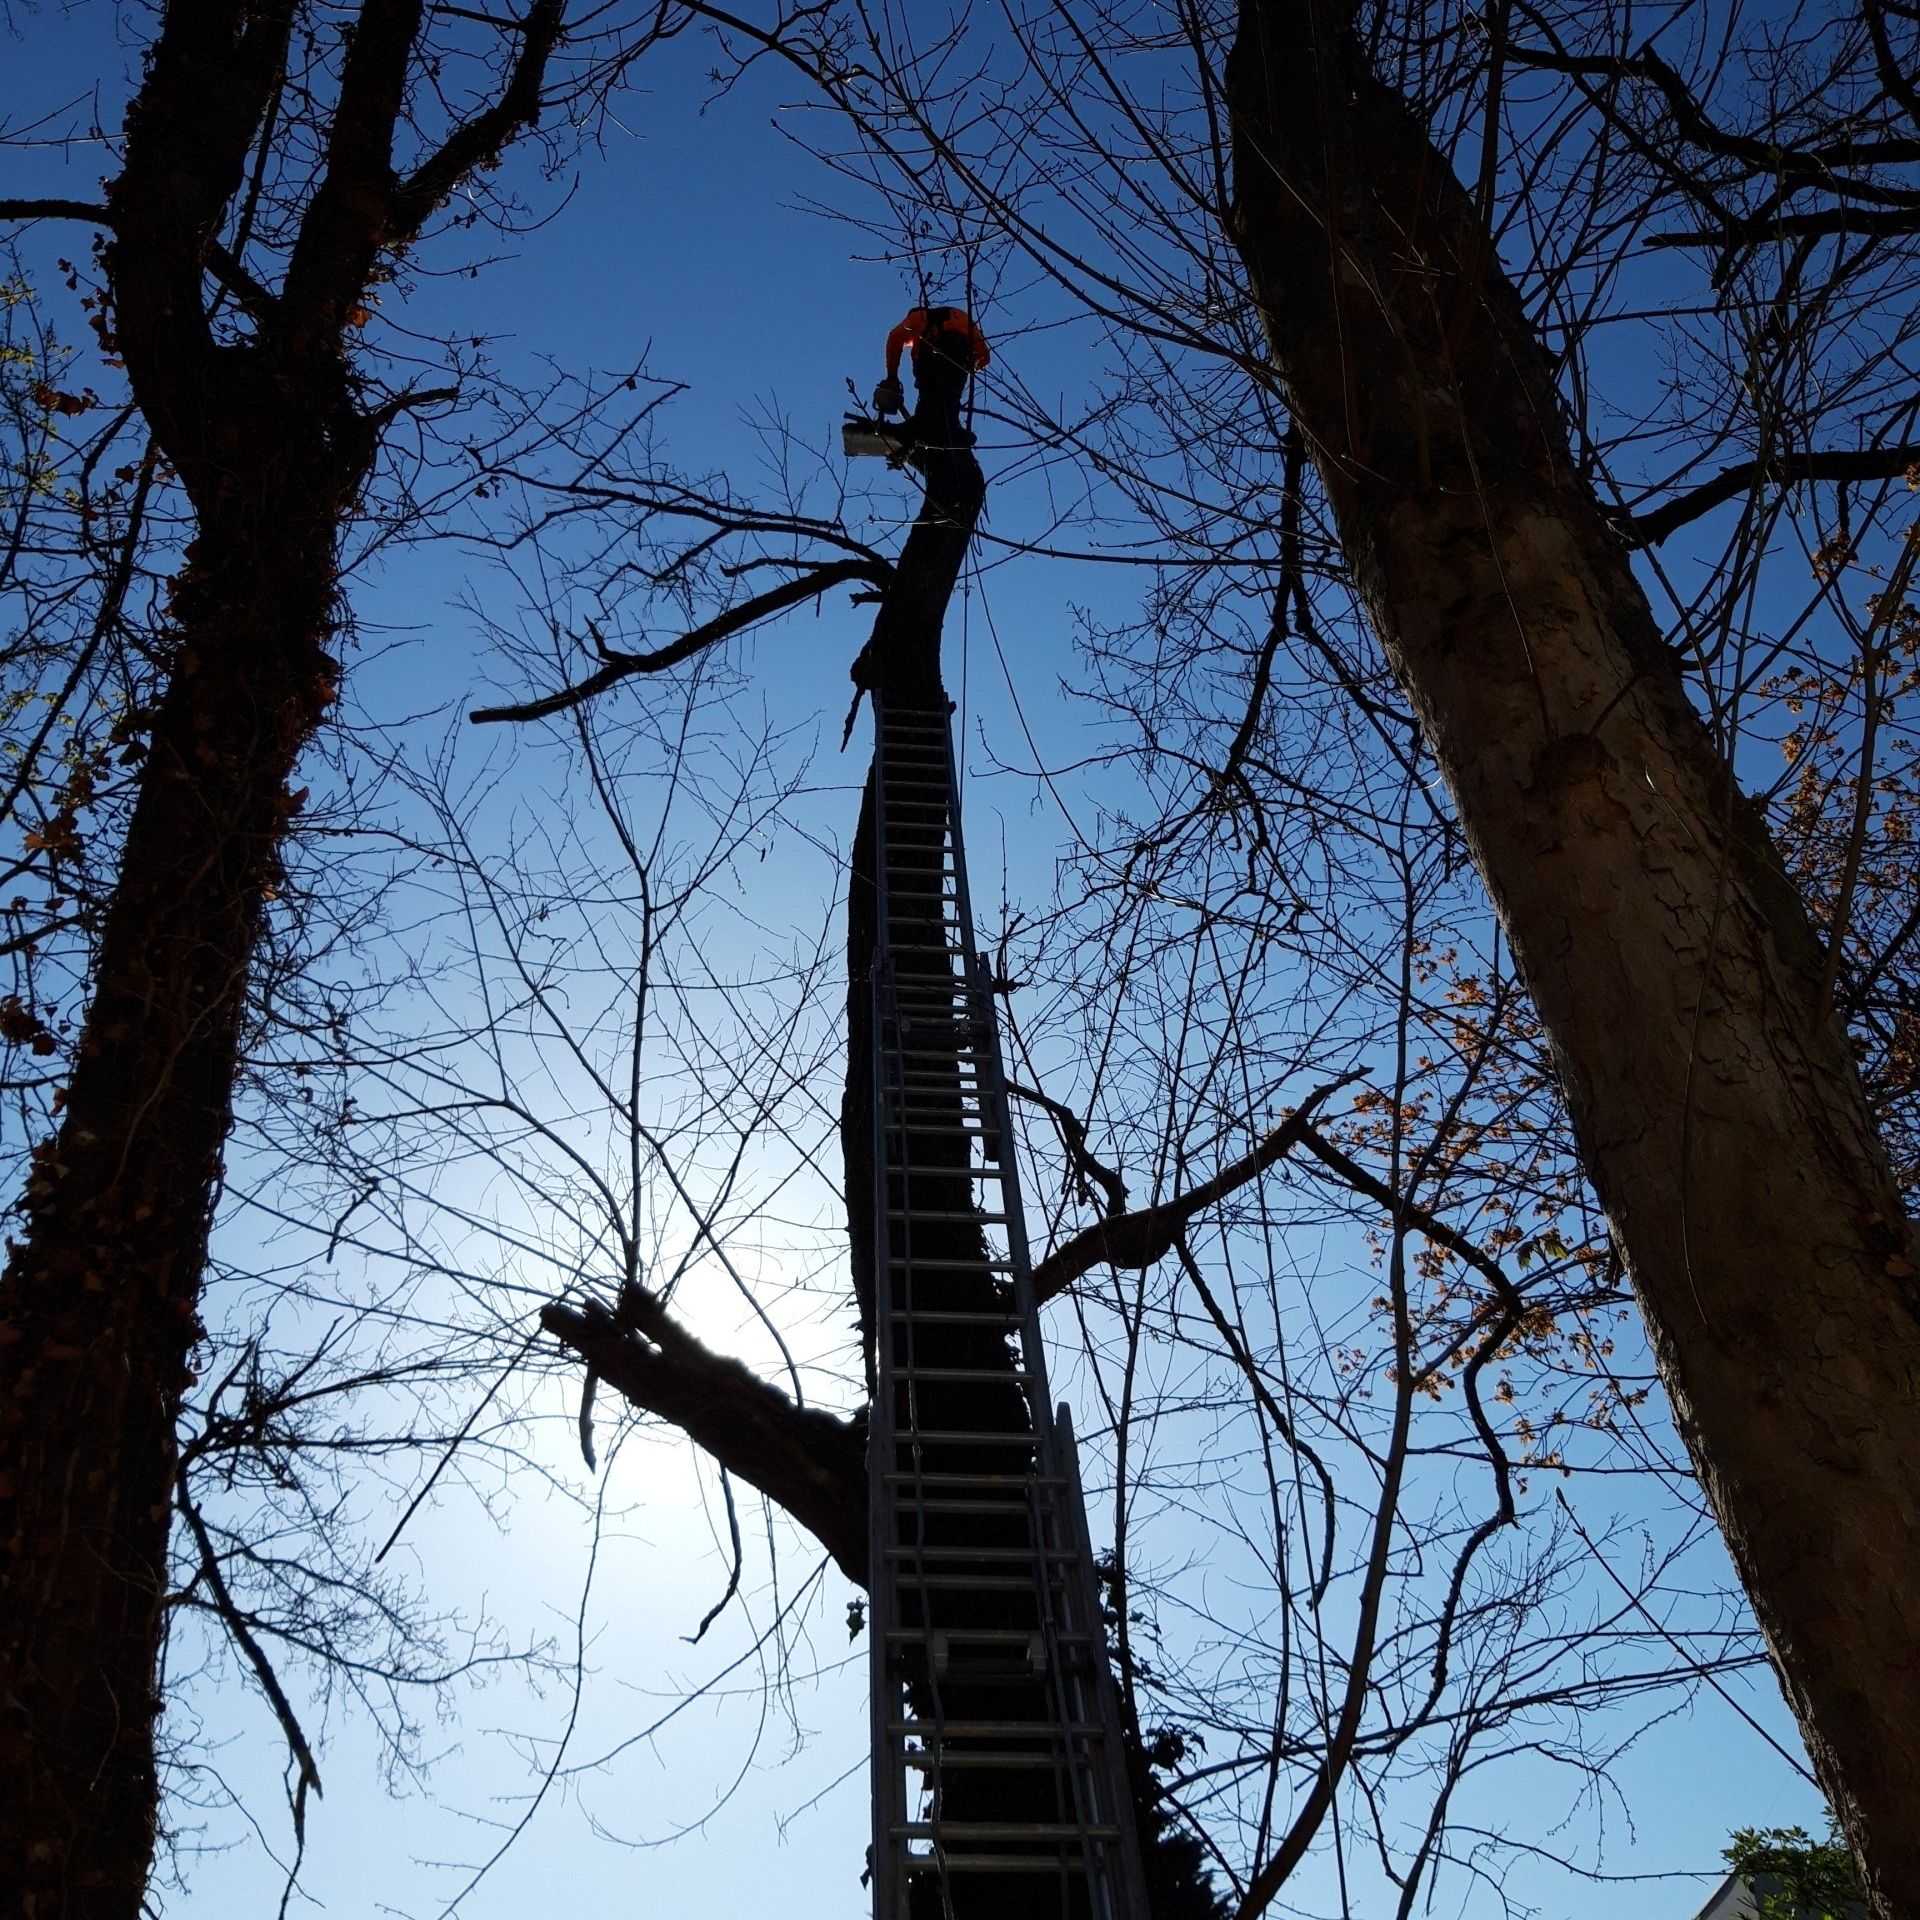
[1031,1075,1360,1304]
[470,558,892,723]
[1623,445,1920,547]
[0,200,116,226]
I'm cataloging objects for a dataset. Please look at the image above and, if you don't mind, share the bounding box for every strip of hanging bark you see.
[1226,4,1920,1910]
[469,557,893,723]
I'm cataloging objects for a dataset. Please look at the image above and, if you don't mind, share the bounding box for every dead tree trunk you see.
[1224,4,1920,1910]
[0,1,561,1909]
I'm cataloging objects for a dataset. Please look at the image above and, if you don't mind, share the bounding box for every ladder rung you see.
[897,1365,1029,1382]
[887,1209,1007,1223]
[888,1573,1045,1591]
[888,1719,1103,1737]
[883,1546,1074,1562]
[900,1749,1078,1770]
[883,1472,1067,1488]
[886,1162,1005,1181]
[888,1497,1041,1516]
[887,1429,1036,1446]
[883,1152,1006,1167]
[905,1856,1090,1874]
[888,1309,1019,1324]
[897,1823,1120,1842]
[886,1256,1016,1270]
[879,1119,996,1138]
[888,1627,1089,1643]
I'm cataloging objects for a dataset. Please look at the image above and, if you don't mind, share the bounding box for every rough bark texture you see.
[0,2,559,1909]
[1226,5,1920,1909]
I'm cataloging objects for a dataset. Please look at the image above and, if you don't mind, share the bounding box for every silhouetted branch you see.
[1031,1074,1360,1303]
[1622,446,1920,547]
[470,558,892,722]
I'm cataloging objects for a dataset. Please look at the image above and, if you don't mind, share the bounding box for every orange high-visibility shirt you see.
[884,307,991,381]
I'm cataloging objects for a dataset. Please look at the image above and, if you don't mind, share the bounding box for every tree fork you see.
[0,0,564,1900]
[1225,3,1920,1910]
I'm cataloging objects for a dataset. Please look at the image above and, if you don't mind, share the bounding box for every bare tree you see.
[495,0,1920,1907]
[0,2,684,1907]
[415,376,1790,1914]
[9,0,1910,1911]
[1220,5,1920,1909]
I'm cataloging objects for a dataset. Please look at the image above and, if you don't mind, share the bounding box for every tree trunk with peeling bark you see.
[1224,4,1920,1911]
[0,0,561,1908]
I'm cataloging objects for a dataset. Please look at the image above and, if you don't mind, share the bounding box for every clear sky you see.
[1,6,1834,1918]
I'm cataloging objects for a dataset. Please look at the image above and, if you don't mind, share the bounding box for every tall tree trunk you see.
[1224,4,1920,1911]
[842,440,1224,1917]
[0,477,348,1914]
[0,0,562,1902]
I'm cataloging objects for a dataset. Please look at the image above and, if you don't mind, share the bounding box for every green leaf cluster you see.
[1724,1822,1863,1920]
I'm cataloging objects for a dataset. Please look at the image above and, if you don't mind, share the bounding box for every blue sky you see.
[1,6,1838,1917]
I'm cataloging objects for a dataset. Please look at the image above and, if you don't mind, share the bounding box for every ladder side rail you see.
[869,693,964,1915]
[1053,1404,1156,1919]
[878,964,965,1911]
[936,713,1134,1914]
[867,981,909,1915]
[867,784,908,1920]
[934,717,1063,1468]
[938,709,1153,1920]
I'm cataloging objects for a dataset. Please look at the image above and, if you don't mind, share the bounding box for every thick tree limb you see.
[544,1084,1357,1586]
[387,0,567,241]
[1623,445,1920,547]
[1648,205,1920,250]
[470,558,892,723]
[1031,1075,1358,1304]
[1227,2,1920,1905]
[540,1288,868,1582]
[0,199,116,225]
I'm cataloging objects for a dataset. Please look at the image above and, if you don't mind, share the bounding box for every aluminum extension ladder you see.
[865,697,1151,1920]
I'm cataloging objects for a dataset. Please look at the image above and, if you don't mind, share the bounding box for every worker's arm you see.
[884,310,924,381]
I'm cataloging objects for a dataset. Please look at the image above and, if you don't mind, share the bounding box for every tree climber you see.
[872,303,990,459]
[846,305,991,705]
